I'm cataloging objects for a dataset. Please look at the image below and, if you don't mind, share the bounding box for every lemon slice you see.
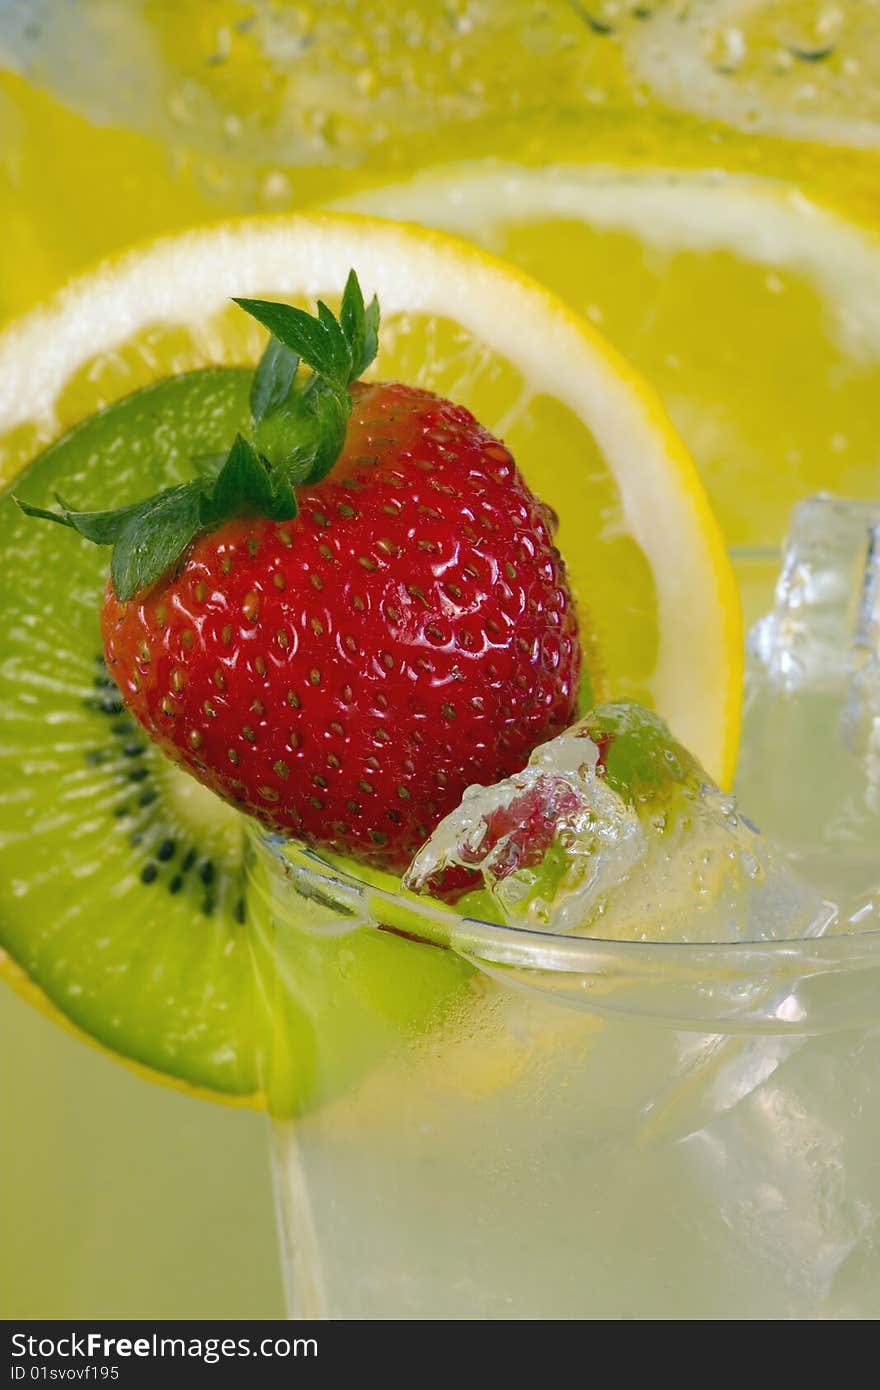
[0,212,739,1107]
[0,212,739,782]
[333,166,880,554]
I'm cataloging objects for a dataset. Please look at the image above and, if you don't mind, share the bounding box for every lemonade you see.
[2,0,880,1323]
[259,525,880,1318]
[259,831,880,1319]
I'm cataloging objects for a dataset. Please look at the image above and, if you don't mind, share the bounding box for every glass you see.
[738,498,880,908]
[249,511,880,1320]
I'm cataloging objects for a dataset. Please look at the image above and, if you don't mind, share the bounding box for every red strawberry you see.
[21,275,581,872]
[406,774,586,900]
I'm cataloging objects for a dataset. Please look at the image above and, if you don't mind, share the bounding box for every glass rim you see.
[246,499,880,1034]
[248,830,880,1036]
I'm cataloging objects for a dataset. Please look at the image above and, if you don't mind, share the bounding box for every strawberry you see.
[20,273,581,871]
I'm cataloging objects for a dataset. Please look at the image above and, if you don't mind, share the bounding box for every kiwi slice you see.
[0,369,468,1104]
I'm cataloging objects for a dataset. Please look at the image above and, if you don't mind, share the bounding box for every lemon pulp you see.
[336,166,880,551]
[0,214,740,781]
[0,214,740,1107]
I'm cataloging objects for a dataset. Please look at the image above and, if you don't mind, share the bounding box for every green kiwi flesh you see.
[0,369,470,1105]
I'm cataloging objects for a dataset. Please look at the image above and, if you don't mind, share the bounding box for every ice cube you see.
[738,496,880,915]
[404,702,834,944]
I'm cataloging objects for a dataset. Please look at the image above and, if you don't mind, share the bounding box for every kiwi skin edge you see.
[0,947,263,1108]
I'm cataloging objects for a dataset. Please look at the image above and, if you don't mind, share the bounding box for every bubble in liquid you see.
[703,26,748,75]
[260,169,293,204]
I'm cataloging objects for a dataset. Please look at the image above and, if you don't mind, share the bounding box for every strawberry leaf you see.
[250,336,299,422]
[20,269,380,598]
[109,485,205,601]
[339,269,365,372]
[206,433,299,523]
[316,300,353,381]
[340,269,380,379]
[16,484,204,567]
[233,297,351,387]
[201,434,275,524]
[308,386,350,483]
[360,294,380,378]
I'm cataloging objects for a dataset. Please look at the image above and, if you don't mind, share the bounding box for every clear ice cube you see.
[405,703,833,944]
[737,495,880,918]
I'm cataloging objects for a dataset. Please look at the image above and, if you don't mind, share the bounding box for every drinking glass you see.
[249,498,880,1320]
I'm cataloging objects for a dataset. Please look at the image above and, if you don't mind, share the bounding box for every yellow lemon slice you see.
[0,214,739,1104]
[334,166,880,556]
[0,212,740,778]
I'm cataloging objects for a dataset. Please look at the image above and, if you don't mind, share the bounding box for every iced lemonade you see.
[2,1,880,1322]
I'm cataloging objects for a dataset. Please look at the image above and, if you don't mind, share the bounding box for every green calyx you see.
[15,270,380,601]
